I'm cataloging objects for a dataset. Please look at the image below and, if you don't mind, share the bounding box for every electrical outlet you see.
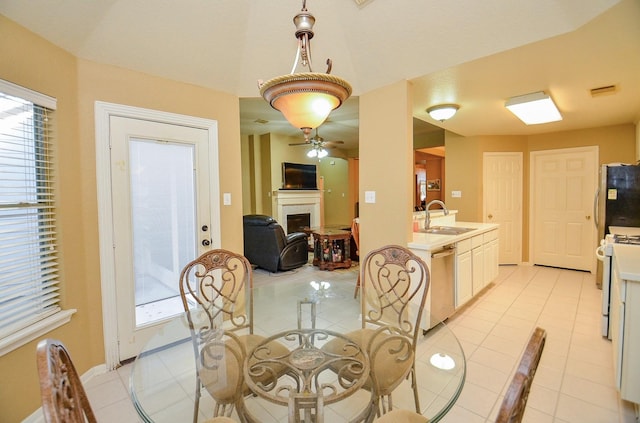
[451,190,462,198]
[223,193,231,205]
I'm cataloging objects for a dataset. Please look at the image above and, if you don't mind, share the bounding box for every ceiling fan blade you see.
[288,142,311,146]
[324,140,345,146]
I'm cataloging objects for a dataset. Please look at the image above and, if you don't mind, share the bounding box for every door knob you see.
[202,239,211,246]
[586,215,591,220]
[488,214,493,219]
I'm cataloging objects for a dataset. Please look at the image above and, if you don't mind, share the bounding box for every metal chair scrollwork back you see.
[323,244,431,416]
[179,249,288,422]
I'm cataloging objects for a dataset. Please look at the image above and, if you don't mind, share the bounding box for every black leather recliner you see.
[242,214,309,273]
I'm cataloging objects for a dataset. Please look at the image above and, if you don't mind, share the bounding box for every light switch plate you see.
[365,191,376,203]
[451,190,462,198]
[223,193,231,205]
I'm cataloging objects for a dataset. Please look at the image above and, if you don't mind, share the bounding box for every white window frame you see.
[0,79,75,356]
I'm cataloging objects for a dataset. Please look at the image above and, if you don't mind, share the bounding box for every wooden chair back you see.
[36,338,97,423]
[495,327,547,423]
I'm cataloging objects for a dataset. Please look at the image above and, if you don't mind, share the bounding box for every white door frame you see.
[95,101,220,370]
[528,146,598,272]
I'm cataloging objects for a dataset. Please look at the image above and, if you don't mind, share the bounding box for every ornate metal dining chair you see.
[323,245,430,415]
[179,249,288,422]
[199,330,249,421]
[36,338,97,423]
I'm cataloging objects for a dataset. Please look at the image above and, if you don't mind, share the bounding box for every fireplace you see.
[287,213,311,234]
[272,190,322,234]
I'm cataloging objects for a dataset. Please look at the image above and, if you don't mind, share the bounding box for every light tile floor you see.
[82,262,638,423]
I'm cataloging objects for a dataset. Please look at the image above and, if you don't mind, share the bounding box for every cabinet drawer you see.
[457,238,472,253]
[483,229,498,242]
[471,234,484,249]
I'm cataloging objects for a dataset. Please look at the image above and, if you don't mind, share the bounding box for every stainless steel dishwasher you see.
[429,244,456,328]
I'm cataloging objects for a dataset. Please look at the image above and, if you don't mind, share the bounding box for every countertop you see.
[408,221,500,252]
[613,243,640,282]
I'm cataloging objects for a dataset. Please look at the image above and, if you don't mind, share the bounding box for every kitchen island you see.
[408,221,500,330]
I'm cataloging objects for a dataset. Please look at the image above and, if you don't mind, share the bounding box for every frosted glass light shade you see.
[260,73,352,139]
[427,104,459,121]
[505,91,562,125]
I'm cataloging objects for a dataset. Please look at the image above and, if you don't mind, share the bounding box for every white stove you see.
[596,228,640,338]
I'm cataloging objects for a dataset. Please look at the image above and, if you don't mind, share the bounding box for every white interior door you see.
[483,152,523,264]
[110,116,219,360]
[530,147,598,272]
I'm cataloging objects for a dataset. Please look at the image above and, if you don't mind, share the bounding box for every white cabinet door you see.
[484,239,499,284]
[472,246,484,294]
[456,250,472,307]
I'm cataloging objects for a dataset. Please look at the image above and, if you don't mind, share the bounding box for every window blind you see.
[0,80,59,343]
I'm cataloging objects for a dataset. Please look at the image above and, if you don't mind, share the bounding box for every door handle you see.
[488,214,493,219]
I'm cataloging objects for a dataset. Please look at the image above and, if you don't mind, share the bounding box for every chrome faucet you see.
[424,200,449,229]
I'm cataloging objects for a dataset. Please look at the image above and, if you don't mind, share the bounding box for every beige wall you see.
[1,15,83,422]
[318,158,351,225]
[241,131,351,226]
[2,12,638,423]
[359,80,414,256]
[444,125,636,262]
[0,16,243,422]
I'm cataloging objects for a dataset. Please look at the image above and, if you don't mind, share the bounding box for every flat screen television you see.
[282,162,318,190]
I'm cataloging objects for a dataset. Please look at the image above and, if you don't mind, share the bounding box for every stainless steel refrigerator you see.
[595,163,640,283]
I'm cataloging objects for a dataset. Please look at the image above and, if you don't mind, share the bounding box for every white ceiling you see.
[3,0,639,151]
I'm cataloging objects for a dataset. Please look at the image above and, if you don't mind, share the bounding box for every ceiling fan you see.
[288,128,345,149]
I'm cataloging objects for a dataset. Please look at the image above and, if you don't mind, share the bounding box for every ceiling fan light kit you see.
[426,104,459,122]
[505,91,562,125]
[258,0,352,142]
[307,147,328,158]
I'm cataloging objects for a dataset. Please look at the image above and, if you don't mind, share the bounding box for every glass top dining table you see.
[130,273,466,423]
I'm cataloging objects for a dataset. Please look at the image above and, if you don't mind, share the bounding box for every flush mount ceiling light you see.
[258,0,352,143]
[426,104,459,122]
[505,91,562,125]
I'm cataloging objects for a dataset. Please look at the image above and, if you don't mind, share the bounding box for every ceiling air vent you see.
[353,0,375,6]
[254,118,269,124]
[590,85,617,97]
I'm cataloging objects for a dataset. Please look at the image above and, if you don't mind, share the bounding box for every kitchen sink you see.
[419,226,476,235]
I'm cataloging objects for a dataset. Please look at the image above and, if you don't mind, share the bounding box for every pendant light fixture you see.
[258,0,352,142]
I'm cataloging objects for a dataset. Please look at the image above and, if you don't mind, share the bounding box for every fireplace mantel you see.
[272,190,322,233]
